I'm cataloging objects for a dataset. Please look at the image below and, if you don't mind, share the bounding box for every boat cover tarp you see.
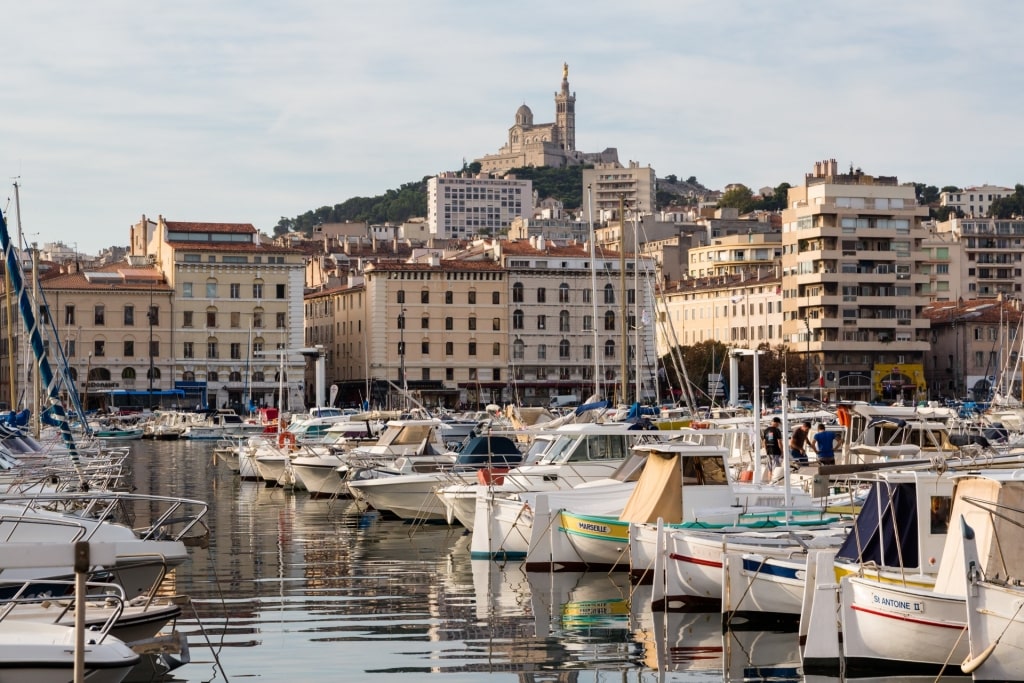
[836,481,918,568]
[934,477,1024,596]
[619,451,682,524]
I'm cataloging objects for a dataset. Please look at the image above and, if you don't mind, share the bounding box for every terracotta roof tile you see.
[165,221,255,234]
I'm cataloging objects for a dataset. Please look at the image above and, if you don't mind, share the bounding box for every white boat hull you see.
[840,575,967,674]
[0,621,140,683]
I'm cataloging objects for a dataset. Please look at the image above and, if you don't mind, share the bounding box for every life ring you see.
[277,431,297,449]
[836,406,851,427]
[691,421,709,429]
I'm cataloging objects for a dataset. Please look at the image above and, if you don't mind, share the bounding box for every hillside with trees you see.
[273,178,430,236]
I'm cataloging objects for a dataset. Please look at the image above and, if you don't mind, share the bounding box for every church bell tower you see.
[554,62,576,152]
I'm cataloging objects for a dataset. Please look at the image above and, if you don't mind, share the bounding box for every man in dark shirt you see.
[789,421,811,465]
[762,417,783,468]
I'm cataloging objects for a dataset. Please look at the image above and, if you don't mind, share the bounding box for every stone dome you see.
[515,103,534,126]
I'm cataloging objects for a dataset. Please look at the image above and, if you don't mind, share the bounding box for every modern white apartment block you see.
[939,184,1014,218]
[932,216,1024,299]
[780,160,931,402]
[582,162,657,225]
[426,173,533,240]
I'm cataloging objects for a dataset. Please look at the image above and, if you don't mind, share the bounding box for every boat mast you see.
[618,194,628,404]
[0,207,83,474]
[587,185,599,400]
[633,207,642,405]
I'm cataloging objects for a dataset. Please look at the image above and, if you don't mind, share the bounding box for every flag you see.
[818,371,825,387]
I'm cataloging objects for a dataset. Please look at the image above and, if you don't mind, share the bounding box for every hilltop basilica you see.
[475,64,619,175]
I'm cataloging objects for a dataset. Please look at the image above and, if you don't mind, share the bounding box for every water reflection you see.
[127,440,968,682]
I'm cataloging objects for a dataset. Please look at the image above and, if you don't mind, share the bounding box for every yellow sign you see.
[873,362,925,398]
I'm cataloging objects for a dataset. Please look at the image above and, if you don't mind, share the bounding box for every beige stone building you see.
[304,279,368,406]
[939,185,1015,218]
[130,216,306,411]
[363,258,508,409]
[923,298,1021,401]
[489,239,657,405]
[659,273,783,353]
[0,260,174,411]
[780,160,932,401]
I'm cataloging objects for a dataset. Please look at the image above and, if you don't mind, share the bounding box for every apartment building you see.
[362,258,508,408]
[582,162,657,225]
[923,298,1021,401]
[304,280,368,407]
[130,216,306,412]
[426,173,533,240]
[939,185,1014,218]
[933,216,1024,299]
[780,160,931,402]
[686,232,781,279]
[490,238,657,405]
[659,273,783,353]
[0,260,174,411]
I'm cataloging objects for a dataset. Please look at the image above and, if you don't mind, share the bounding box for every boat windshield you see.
[377,424,435,447]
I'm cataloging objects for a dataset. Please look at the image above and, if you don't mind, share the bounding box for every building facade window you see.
[94,305,105,325]
[183,342,194,358]
[513,310,524,329]
[124,305,134,326]
[512,282,524,303]
[230,283,240,298]
[124,340,134,357]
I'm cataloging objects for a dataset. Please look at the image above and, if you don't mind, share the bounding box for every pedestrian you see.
[762,417,783,468]
[789,421,811,465]
[810,423,837,465]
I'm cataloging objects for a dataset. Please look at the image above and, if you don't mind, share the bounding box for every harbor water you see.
[130,439,965,682]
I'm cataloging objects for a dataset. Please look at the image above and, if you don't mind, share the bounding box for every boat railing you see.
[0,513,90,543]
[0,492,209,543]
[0,578,127,642]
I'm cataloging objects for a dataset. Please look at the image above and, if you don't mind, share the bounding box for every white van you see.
[548,394,580,409]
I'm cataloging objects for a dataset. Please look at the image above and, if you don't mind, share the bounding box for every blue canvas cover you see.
[837,481,919,568]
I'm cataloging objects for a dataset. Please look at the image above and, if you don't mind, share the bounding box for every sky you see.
[3,1,1023,253]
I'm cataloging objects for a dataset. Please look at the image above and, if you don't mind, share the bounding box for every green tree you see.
[686,176,698,185]
[990,184,1024,219]
[717,185,756,214]
[752,182,791,212]
[664,174,678,183]
[913,183,941,206]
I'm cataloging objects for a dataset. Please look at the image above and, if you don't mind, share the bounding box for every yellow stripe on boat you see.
[558,512,629,541]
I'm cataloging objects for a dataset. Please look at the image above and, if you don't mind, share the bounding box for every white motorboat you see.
[0,492,207,598]
[0,619,139,683]
[344,434,523,520]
